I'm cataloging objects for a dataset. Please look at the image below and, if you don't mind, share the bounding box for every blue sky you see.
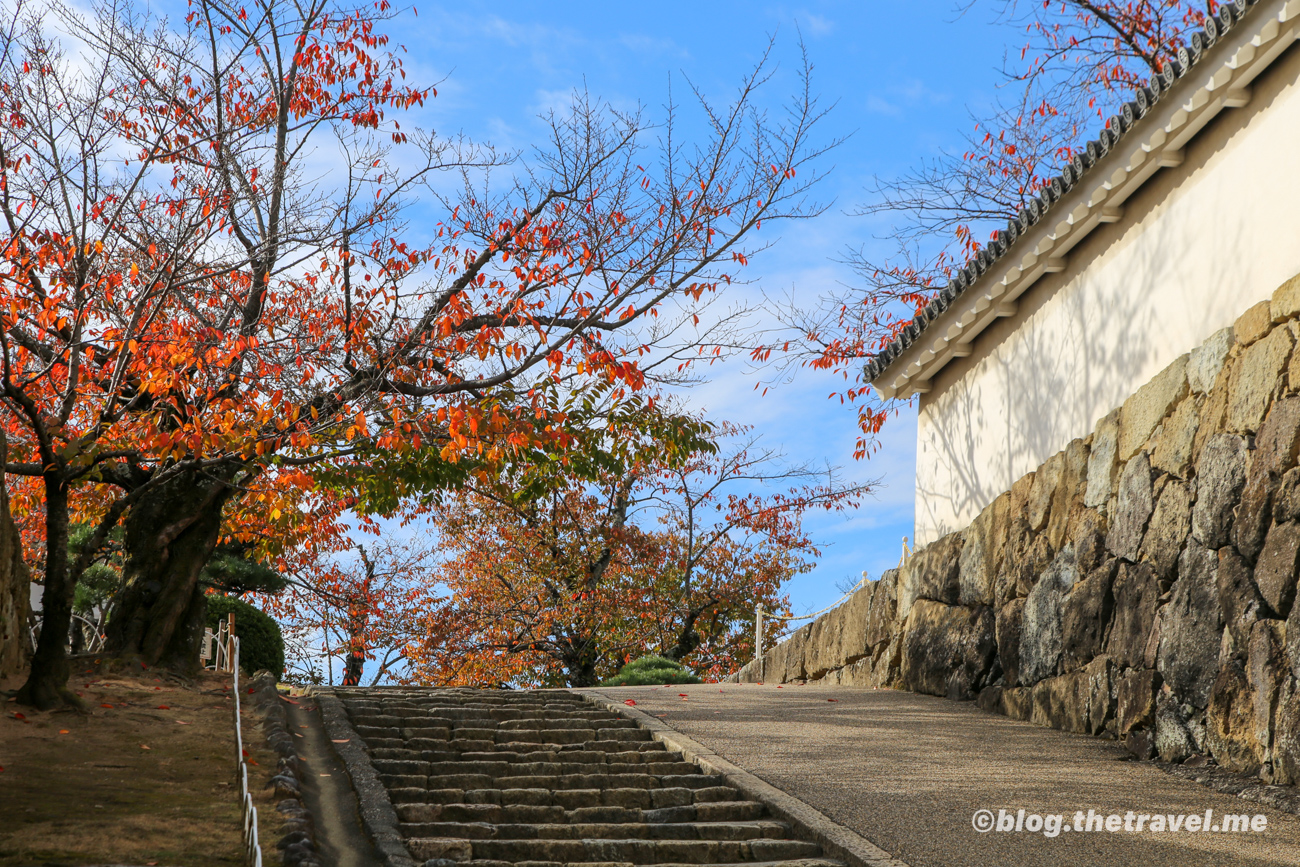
[384,1,1021,617]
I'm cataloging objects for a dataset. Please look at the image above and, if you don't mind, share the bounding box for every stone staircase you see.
[333,687,844,867]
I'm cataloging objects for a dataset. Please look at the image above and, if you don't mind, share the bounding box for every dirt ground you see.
[0,657,285,867]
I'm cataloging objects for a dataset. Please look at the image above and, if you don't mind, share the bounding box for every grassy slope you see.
[0,659,284,866]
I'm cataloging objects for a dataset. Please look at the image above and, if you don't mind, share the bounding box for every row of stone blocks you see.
[337,687,842,866]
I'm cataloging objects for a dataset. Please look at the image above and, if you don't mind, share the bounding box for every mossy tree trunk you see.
[0,430,30,681]
[104,467,234,671]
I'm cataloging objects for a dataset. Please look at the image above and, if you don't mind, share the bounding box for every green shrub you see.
[602,655,702,686]
[206,595,284,679]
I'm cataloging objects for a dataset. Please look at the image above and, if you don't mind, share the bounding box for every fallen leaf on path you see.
[827,698,838,702]
[623,700,637,706]
[140,745,151,750]
[176,720,191,725]
[678,693,688,697]
[100,704,113,709]
[331,738,349,743]
[59,729,68,734]
[319,773,331,777]
[12,712,26,720]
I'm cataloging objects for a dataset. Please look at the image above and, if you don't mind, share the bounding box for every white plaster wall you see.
[915,55,1300,545]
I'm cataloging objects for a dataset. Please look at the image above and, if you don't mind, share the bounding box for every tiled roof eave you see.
[866,0,1300,401]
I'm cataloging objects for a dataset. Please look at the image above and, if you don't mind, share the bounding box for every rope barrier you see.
[752,572,872,682]
[749,536,913,681]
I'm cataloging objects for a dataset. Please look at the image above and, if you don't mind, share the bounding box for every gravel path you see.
[589,682,1300,867]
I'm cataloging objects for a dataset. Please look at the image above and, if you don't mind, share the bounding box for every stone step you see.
[396,800,768,826]
[407,836,823,863]
[395,819,792,841]
[333,687,827,866]
[449,861,843,867]
[385,786,738,810]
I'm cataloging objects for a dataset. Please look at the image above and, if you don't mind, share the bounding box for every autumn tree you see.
[650,428,870,669]
[259,531,436,686]
[0,0,834,707]
[763,0,1221,457]
[408,413,868,687]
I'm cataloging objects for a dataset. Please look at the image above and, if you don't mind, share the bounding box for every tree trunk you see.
[0,429,31,682]
[16,472,76,709]
[105,467,233,671]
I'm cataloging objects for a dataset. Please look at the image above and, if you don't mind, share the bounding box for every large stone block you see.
[958,493,1009,608]
[1157,541,1223,709]
[1116,669,1160,735]
[1047,439,1090,550]
[1139,479,1191,580]
[1002,686,1032,721]
[1233,471,1278,563]
[1252,396,1300,474]
[1027,450,1063,532]
[1273,467,1300,523]
[866,569,898,650]
[995,598,1025,687]
[897,532,963,619]
[1155,691,1201,763]
[1227,324,1293,433]
[1247,619,1287,762]
[1217,546,1273,652]
[1191,435,1248,548]
[1084,655,1115,735]
[1254,521,1300,617]
[1060,559,1116,672]
[1192,369,1231,465]
[1085,410,1121,508]
[836,580,875,666]
[1207,660,1265,773]
[803,610,837,680]
[1119,356,1189,461]
[898,599,996,700]
[1106,561,1160,669]
[1188,327,1235,394]
[1150,395,1200,479]
[1234,300,1273,346]
[1014,534,1055,600]
[1029,672,1082,732]
[1274,680,1300,785]
[1106,452,1153,561]
[1271,272,1300,323]
[1020,546,1080,685]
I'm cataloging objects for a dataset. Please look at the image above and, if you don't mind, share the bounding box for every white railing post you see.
[230,635,264,867]
[754,605,764,682]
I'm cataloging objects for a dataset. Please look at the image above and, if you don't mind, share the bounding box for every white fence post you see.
[230,636,264,866]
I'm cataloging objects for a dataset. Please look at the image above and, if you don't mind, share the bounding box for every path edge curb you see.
[577,689,909,867]
[309,687,417,867]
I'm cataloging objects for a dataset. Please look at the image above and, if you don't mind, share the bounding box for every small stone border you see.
[1156,760,1300,816]
[247,672,322,867]
[576,689,910,867]
[310,687,416,867]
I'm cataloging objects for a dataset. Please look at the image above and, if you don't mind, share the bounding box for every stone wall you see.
[735,272,1300,786]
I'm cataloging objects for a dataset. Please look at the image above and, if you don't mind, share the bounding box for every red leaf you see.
[623,699,637,706]
[100,703,113,708]
[12,712,25,720]
[157,705,170,710]
[827,698,838,702]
